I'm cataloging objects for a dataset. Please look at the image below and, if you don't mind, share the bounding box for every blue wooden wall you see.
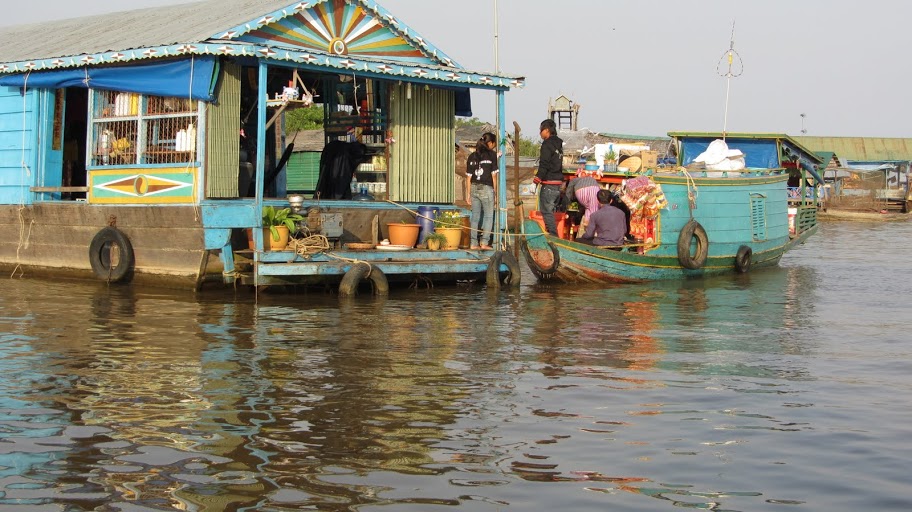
[0,86,37,205]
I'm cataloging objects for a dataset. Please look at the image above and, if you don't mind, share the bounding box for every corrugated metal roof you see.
[0,0,293,62]
[794,136,912,163]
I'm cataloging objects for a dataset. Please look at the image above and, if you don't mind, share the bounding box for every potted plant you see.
[604,148,617,172]
[424,231,448,251]
[261,205,304,251]
[387,220,421,247]
[433,210,464,249]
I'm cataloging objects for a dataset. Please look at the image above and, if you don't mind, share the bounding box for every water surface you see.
[1,220,910,511]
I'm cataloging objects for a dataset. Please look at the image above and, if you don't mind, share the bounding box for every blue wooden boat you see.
[521,133,823,283]
[0,0,522,292]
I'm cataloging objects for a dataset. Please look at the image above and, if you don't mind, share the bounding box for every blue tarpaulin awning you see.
[454,87,472,118]
[0,56,219,102]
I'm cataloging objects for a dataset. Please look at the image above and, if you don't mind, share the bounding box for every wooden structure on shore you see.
[795,136,912,214]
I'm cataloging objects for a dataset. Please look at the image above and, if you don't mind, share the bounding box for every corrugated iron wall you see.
[205,60,241,198]
[389,83,455,203]
[286,151,320,192]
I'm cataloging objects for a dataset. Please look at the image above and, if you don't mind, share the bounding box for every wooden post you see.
[905,161,912,213]
[513,121,522,260]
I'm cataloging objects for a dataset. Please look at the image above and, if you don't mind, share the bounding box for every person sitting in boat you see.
[565,168,602,233]
[577,189,627,250]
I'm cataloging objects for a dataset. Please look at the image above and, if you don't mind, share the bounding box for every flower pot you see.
[426,238,442,251]
[263,225,290,251]
[387,223,420,247]
[436,227,462,250]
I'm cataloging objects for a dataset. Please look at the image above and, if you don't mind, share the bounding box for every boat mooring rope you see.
[288,234,331,257]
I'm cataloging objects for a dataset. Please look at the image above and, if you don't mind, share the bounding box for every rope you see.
[288,234,331,257]
[19,71,31,184]
[11,211,32,278]
[14,72,33,277]
[188,56,202,222]
[325,254,373,277]
[681,168,699,216]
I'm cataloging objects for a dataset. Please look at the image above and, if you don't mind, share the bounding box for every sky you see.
[5,0,911,139]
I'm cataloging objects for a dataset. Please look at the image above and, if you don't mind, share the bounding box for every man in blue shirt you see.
[578,189,626,249]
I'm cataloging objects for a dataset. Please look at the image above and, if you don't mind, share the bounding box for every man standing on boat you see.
[533,119,565,236]
[577,190,627,249]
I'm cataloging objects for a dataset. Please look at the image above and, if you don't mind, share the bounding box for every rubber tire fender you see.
[676,219,709,270]
[338,263,389,297]
[486,250,522,287]
[735,245,753,273]
[88,226,135,283]
[520,237,560,280]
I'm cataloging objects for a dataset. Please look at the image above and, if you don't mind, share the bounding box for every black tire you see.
[486,250,522,287]
[338,263,389,297]
[735,245,753,273]
[520,237,560,280]
[677,219,709,270]
[88,227,135,283]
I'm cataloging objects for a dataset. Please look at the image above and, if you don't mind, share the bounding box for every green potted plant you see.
[433,210,464,249]
[424,231,448,251]
[433,210,463,229]
[604,148,617,172]
[261,205,304,251]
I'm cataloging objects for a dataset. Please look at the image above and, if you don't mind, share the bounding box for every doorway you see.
[61,88,88,200]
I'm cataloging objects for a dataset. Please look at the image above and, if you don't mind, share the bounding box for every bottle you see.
[187,123,196,152]
[351,174,358,194]
[176,129,187,151]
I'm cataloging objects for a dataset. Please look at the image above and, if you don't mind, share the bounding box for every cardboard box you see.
[639,150,658,170]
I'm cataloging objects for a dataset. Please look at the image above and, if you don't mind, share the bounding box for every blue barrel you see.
[416,206,439,244]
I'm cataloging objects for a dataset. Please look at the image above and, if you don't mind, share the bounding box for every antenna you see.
[717,20,743,141]
[493,0,500,73]
[494,0,500,130]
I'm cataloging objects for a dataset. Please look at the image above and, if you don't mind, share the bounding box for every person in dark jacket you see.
[578,189,627,249]
[533,119,564,236]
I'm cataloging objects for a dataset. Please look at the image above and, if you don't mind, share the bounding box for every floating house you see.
[0,0,524,290]
[795,136,912,213]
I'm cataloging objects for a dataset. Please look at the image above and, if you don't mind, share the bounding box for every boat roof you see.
[0,0,523,90]
[668,132,823,164]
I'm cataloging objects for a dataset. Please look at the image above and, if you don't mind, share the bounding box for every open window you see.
[89,90,200,167]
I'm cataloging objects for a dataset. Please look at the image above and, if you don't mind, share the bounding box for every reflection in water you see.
[1,222,911,511]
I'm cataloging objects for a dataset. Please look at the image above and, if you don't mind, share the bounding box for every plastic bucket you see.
[416,206,439,244]
[530,210,569,239]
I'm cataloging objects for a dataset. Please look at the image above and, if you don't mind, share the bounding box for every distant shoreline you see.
[818,209,909,222]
